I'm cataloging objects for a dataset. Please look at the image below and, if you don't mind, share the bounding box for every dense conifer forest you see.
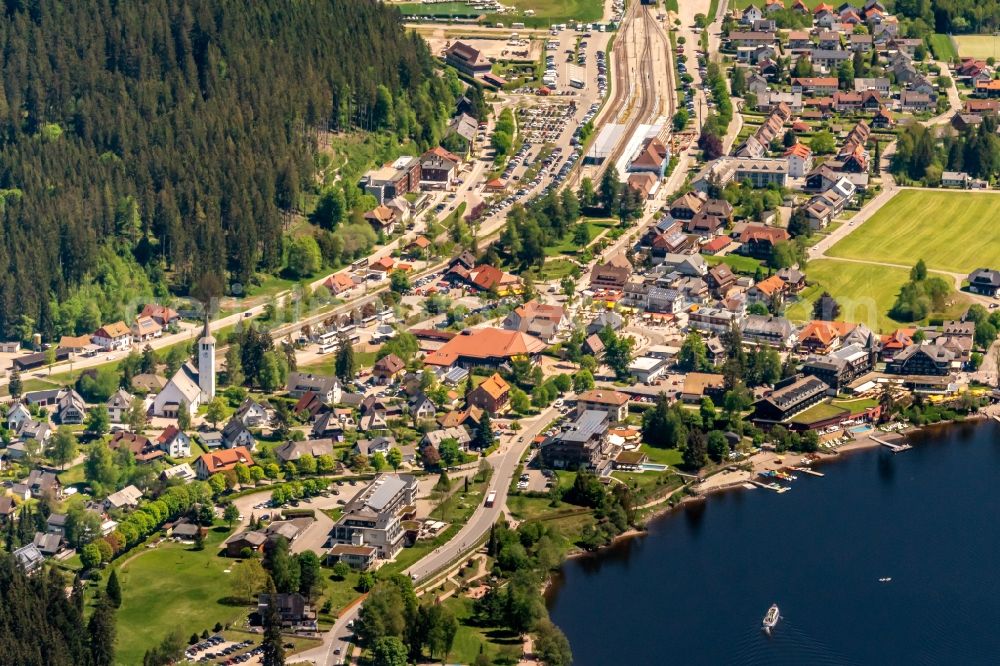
[0,0,453,340]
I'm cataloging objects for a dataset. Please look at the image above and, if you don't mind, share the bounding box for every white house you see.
[106,388,133,424]
[157,426,192,458]
[92,321,133,351]
[783,142,813,178]
[235,398,269,428]
[6,402,31,432]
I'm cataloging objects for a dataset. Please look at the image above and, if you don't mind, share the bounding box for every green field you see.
[785,259,969,332]
[395,0,603,25]
[954,34,1000,60]
[928,34,959,61]
[704,253,763,275]
[789,401,848,425]
[115,529,245,665]
[826,190,1000,274]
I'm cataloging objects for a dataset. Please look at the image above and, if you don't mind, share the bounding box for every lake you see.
[546,421,1000,665]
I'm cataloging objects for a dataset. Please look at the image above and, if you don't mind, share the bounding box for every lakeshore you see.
[547,419,1000,665]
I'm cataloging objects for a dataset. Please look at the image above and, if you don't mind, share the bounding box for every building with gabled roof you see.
[468,373,511,414]
[194,446,255,480]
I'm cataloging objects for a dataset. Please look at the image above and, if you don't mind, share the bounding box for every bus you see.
[485,491,497,508]
[569,77,585,89]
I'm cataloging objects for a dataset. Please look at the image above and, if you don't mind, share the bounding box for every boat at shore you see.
[762,604,780,635]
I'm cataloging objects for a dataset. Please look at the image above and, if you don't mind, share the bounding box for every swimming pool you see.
[850,424,873,434]
[640,463,668,472]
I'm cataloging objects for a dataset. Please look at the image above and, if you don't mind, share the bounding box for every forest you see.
[0,0,454,341]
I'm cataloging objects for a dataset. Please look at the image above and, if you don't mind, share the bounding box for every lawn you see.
[826,190,1000,274]
[395,0,604,25]
[789,401,848,425]
[531,258,579,281]
[785,259,969,333]
[639,444,683,466]
[439,596,522,665]
[832,397,879,413]
[704,253,762,275]
[953,34,1000,60]
[544,220,615,256]
[115,528,246,665]
[928,34,959,61]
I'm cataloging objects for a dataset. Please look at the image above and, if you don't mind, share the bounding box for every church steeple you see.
[198,313,216,400]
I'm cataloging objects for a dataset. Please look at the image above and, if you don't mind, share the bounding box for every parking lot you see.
[185,635,260,664]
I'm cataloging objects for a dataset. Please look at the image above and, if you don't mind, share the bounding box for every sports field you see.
[954,35,1000,60]
[785,259,970,332]
[395,0,604,25]
[826,190,1000,274]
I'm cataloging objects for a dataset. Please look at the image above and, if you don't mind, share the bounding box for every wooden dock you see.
[870,434,912,453]
[791,466,824,477]
[753,481,790,493]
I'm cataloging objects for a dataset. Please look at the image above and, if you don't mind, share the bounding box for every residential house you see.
[257,593,317,632]
[967,268,1000,296]
[92,321,132,351]
[140,304,180,327]
[540,410,611,470]
[106,388,133,423]
[327,544,377,571]
[576,389,630,423]
[705,264,739,297]
[738,224,790,259]
[104,485,143,512]
[797,320,856,354]
[109,431,165,464]
[224,530,267,557]
[372,355,406,385]
[194,447,254,480]
[221,417,256,451]
[6,402,31,432]
[776,267,807,294]
[900,91,934,112]
[468,373,510,414]
[419,146,462,185]
[589,256,634,292]
[23,470,61,499]
[235,398,269,428]
[55,389,86,425]
[286,372,342,404]
[784,142,813,178]
[792,77,839,96]
[156,425,192,458]
[422,427,472,451]
[409,393,437,421]
[274,439,336,464]
[741,315,797,348]
[364,205,397,236]
[131,316,162,342]
[669,192,706,220]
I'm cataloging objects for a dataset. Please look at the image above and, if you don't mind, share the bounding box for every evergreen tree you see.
[335,337,356,381]
[261,578,286,666]
[88,597,117,666]
[8,366,22,399]
[106,569,122,608]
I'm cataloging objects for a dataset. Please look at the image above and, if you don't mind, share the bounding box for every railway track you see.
[572,4,674,188]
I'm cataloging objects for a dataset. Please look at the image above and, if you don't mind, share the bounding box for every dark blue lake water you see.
[546,421,1000,665]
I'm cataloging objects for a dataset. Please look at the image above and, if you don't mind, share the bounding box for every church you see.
[152,319,216,418]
